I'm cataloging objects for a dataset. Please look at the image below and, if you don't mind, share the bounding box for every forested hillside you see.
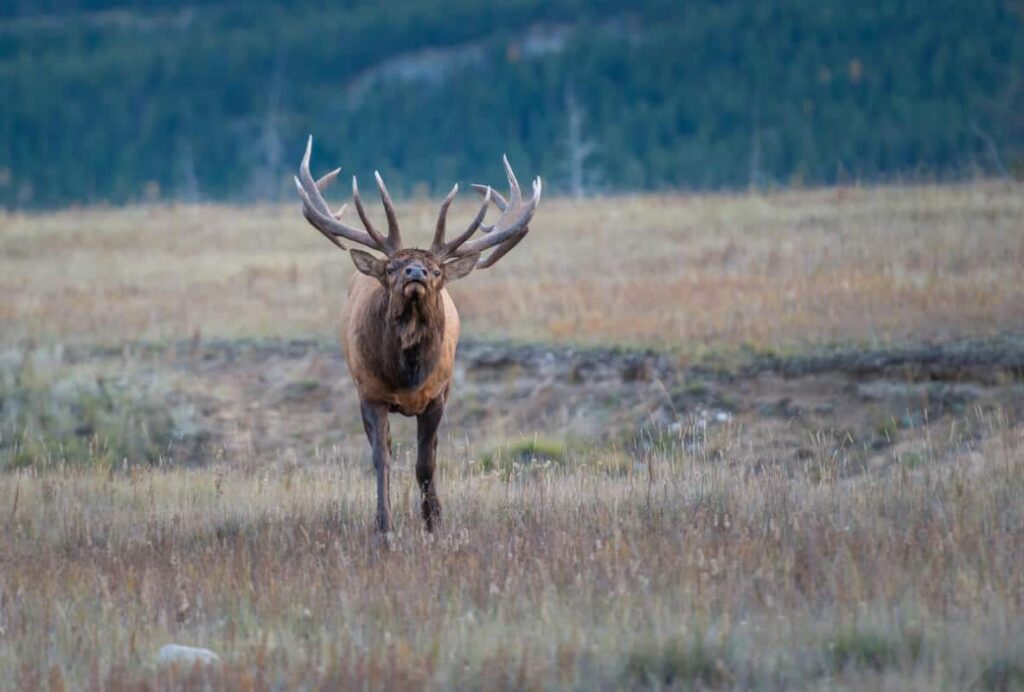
[1,0,1022,207]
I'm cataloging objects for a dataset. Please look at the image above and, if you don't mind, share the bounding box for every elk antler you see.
[435,155,541,268]
[294,136,399,256]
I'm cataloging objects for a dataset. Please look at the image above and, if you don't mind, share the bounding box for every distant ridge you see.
[0,0,1021,208]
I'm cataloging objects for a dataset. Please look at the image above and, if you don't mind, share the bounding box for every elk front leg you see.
[360,400,393,534]
[416,392,446,532]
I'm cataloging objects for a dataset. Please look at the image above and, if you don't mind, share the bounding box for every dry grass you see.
[1,414,1021,689]
[2,182,1022,351]
[2,183,1023,688]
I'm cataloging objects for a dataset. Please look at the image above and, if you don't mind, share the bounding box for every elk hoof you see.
[372,530,396,551]
[422,497,442,533]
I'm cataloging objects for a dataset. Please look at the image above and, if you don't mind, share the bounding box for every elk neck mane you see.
[362,280,446,391]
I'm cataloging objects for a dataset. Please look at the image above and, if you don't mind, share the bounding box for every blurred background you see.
[1,0,1023,209]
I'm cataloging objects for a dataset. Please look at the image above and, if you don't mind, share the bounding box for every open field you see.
[2,182,1023,351]
[1,182,1023,688]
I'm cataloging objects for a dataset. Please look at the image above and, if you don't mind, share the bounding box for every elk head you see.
[347,249,478,321]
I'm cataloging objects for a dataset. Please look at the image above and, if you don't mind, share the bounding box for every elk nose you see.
[405,265,428,281]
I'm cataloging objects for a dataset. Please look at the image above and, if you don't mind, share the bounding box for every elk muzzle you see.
[402,263,429,299]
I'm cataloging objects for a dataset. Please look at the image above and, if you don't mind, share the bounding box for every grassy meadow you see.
[1,181,1023,689]
[3,182,1023,350]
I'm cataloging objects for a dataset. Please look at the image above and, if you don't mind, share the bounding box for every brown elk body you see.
[294,137,541,533]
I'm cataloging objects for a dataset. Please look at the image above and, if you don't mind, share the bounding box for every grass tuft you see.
[825,628,923,673]
[977,656,1024,692]
[479,436,568,475]
[624,634,734,689]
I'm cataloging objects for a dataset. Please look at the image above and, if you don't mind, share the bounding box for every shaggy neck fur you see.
[368,286,446,391]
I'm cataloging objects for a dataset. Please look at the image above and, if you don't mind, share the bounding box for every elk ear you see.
[349,249,387,282]
[442,252,480,282]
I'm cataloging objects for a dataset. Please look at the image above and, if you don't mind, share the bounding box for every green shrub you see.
[479,437,568,478]
[0,349,207,470]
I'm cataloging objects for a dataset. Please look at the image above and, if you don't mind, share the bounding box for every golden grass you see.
[2,182,1022,351]
[1,416,1021,688]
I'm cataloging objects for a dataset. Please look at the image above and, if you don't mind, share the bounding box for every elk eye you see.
[433,269,441,277]
[386,266,395,274]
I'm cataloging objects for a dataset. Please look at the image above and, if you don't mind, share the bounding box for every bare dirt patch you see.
[12,336,1022,476]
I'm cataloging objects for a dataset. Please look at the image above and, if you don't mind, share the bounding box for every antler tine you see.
[476,227,528,268]
[436,187,492,258]
[297,196,347,251]
[471,183,507,233]
[471,183,508,212]
[351,176,392,253]
[315,167,341,192]
[315,171,348,219]
[374,171,402,251]
[470,181,525,266]
[294,176,375,250]
[295,136,384,252]
[502,154,523,205]
[479,154,524,235]
[298,136,333,217]
[431,183,459,253]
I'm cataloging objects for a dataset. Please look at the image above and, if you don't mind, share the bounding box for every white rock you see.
[156,644,220,666]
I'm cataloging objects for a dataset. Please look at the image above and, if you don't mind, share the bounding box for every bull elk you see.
[294,137,541,534]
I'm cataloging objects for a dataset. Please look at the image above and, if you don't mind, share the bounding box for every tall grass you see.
[1,412,1020,688]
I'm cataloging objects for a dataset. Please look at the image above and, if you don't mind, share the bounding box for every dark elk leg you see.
[416,392,447,532]
[360,400,393,534]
